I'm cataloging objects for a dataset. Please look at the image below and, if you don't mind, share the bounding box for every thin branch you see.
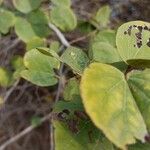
[0,23,86,150]
[48,23,70,47]
[5,39,21,52]
[0,113,52,150]
[70,30,97,44]
[3,79,20,102]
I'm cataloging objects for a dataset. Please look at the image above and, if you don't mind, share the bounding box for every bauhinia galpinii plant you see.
[0,0,150,149]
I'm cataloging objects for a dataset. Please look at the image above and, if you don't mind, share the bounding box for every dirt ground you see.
[0,0,150,150]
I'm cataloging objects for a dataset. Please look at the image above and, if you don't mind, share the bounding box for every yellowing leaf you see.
[51,6,77,31]
[13,0,42,14]
[128,69,150,131]
[80,63,147,149]
[116,21,150,66]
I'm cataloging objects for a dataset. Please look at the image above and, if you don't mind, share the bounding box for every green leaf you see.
[78,21,94,34]
[15,17,38,42]
[94,5,111,28]
[0,9,15,34]
[13,0,42,14]
[128,142,150,150]
[116,21,150,66]
[128,69,150,131]
[26,37,45,51]
[0,67,12,87]
[53,100,114,150]
[91,42,121,64]
[53,99,83,114]
[51,0,71,7]
[50,41,60,53]
[27,10,50,37]
[60,46,89,74]
[80,63,147,149]
[64,78,80,101]
[92,30,116,47]
[21,49,59,86]
[31,116,42,127]
[11,55,25,79]
[51,6,77,31]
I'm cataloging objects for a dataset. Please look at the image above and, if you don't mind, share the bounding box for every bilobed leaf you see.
[80,63,147,149]
[60,46,89,74]
[53,100,114,150]
[91,42,121,63]
[26,37,45,51]
[0,9,15,34]
[27,10,50,37]
[64,78,80,101]
[51,0,71,7]
[116,21,150,66]
[128,69,150,131]
[21,49,59,86]
[51,6,77,31]
[94,5,111,28]
[0,68,12,87]
[13,0,42,13]
[15,17,37,42]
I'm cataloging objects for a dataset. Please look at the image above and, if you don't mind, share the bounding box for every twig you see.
[48,23,70,47]
[3,79,20,102]
[0,23,87,150]
[5,39,21,52]
[0,113,52,150]
[70,30,97,44]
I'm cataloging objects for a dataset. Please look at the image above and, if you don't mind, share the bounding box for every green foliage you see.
[60,46,89,74]
[128,70,150,131]
[27,10,50,37]
[0,68,12,87]
[92,5,111,29]
[0,9,15,34]
[21,49,59,86]
[50,6,77,31]
[31,116,42,127]
[13,0,42,14]
[51,0,71,7]
[0,1,150,149]
[11,55,25,79]
[15,17,38,42]
[91,42,121,63]
[26,37,45,51]
[63,78,80,101]
[80,63,147,149]
[50,41,60,53]
[53,100,114,150]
